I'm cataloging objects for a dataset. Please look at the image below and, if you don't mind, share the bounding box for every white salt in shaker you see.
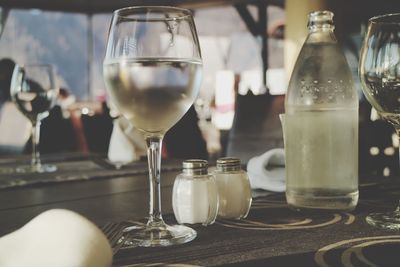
[214,157,252,219]
[172,159,219,226]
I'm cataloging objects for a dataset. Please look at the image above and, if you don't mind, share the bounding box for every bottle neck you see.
[307,10,334,31]
[308,21,335,33]
[306,28,337,44]
[306,11,336,44]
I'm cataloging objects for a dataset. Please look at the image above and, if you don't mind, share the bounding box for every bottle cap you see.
[182,159,208,175]
[216,157,241,172]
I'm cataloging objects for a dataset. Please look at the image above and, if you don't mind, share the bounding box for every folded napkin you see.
[108,117,147,164]
[247,148,286,192]
[0,209,112,267]
[0,102,31,146]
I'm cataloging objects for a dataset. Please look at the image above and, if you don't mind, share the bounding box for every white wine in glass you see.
[360,13,400,229]
[103,6,202,247]
[104,58,202,134]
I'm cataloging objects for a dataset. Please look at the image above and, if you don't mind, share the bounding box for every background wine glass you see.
[10,64,59,173]
[103,6,202,247]
[359,13,400,229]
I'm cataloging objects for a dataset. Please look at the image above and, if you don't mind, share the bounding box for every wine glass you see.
[359,13,400,229]
[10,64,59,173]
[103,6,202,247]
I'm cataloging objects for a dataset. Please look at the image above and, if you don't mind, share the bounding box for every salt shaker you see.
[214,157,252,219]
[172,159,219,226]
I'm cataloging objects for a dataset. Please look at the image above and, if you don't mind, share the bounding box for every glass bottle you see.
[284,11,358,211]
[172,159,218,226]
[214,157,252,219]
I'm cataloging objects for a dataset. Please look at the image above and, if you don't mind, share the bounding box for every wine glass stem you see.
[146,136,164,226]
[395,128,400,212]
[31,120,41,168]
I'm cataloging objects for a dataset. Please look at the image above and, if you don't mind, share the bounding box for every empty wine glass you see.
[103,6,202,247]
[10,64,59,173]
[359,13,400,229]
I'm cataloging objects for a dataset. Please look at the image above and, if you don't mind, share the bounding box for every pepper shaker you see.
[172,159,219,226]
[214,157,252,219]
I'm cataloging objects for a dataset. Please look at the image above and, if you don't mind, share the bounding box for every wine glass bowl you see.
[359,13,400,229]
[10,64,59,173]
[103,6,202,247]
[104,59,202,135]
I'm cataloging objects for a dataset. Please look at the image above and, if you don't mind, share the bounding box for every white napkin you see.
[0,209,112,267]
[0,102,31,146]
[247,148,286,192]
[108,117,146,164]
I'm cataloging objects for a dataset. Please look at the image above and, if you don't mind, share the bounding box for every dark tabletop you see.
[0,153,399,267]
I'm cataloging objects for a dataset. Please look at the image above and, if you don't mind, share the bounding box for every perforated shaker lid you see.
[216,157,241,171]
[182,159,208,175]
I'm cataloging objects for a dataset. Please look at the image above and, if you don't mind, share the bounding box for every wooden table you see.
[0,153,178,235]
[0,153,399,266]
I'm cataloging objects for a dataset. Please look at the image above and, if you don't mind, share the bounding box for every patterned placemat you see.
[109,180,400,267]
[0,154,181,189]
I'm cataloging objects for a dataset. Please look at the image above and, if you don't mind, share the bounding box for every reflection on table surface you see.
[0,153,399,266]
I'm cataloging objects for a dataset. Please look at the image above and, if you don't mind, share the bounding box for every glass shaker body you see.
[172,160,218,226]
[284,11,359,211]
[214,157,252,219]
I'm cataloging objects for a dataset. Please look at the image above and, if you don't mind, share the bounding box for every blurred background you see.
[0,0,399,177]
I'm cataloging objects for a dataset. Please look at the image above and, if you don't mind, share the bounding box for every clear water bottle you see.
[284,11,358,211]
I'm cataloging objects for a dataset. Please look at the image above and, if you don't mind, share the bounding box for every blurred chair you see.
[0,58,14,110]
[225,91,285,164]
[40,105,77,153]
[80,102,113,155]
[164,105,208,160]
[25,105,80,154]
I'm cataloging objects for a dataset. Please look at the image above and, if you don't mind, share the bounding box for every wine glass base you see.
[16,164,57,173]
[366,211,400,230]
[119,222,196,248]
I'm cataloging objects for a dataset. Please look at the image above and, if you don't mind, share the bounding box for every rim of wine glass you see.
[369,13,400,25]
[18,64,57,88]
[113,6,193,21]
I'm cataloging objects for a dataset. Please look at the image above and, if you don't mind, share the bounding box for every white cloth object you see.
[108,117,146,163]
[247,148,286,192]
[0,102,31,146]
[0,209,112,267]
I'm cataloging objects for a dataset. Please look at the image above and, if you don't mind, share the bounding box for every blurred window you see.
[0,9,89,99]
[91,14,110,101]
[0,7,286,103]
